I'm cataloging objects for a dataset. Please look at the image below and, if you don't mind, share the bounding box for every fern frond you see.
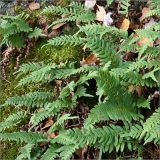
[16,62,48,76]
[55,125,127,153]
[3,92,53,108]
[48,35,86,46]
[0,111,27,132]
[17,65,55,87]
[120,0,130,16]
[0,131,47,143]
[48,114,78,133]
[16,143,34,160]
[84,95,140,127]
[41,144,59,160]
[86,37,120,66]
[140,107,160,143]
[78,24,127,38]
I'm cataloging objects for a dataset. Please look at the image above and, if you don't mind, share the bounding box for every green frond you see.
[86,37,120,66]
[48,114,78,133]
[41,144,59,160]
[84,95,140,127]
[0,111,27,132]
[16,144,34,160]
[3,92,53,108]
[119,0,130,16]
[16,62,48,76]
[0,131,47,143]
[78,24,127,38]
[140,107,160,143]
[57,145,78,160]
[17,65,56,87]
[28,27,43,38]
[55,125,127,153]
[48,35,86,46]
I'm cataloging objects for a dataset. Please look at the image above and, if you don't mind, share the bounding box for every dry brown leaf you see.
[120,18,130,30]
[80,54,98,66]
[96,5,106,22]
[85,0,96,9]
[42,118,54,130]
[48,132,57,139]
[29,2,40,10]
[48,30,61,38]
[140,7,150,21]
[136,85,143,97]
[52,22,66,30]
[137,37,153,47]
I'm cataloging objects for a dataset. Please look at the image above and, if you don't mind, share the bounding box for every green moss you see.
[30,39,81,64]
[0,141,21,160]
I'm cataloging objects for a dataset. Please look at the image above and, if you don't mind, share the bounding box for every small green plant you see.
[0,1,160,159]
[0,13,43,48]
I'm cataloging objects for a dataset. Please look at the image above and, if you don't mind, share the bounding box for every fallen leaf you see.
[120,18,130,30]
[103,12,113,26]
[52,22,66,30]
[48,132,57,139]
[136,85,143,97]
[137,37,153,47]
[48,29,61,38]
[140,7,150,21]
[42,118,54,130]
[80,54,99,66]
[29,2,40,10]
[85,0,96,9]
[96,5,106,22]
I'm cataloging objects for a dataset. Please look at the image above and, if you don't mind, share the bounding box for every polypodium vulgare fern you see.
[0,1,160,159]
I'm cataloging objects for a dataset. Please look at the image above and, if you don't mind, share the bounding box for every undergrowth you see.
[0,0,160,159]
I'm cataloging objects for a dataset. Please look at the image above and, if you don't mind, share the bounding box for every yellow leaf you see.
[120,18,130,30]
[96,5,106,22]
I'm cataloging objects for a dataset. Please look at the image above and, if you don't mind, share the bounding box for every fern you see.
[0,131,47,143]
[84,94,141,128]
[3,92,54,108]
[0,111,27,132]
[16,143,34,160]
[1,1,160,159]
[41,144,59,160]
[119,0,130,16]
[48,35,86,46]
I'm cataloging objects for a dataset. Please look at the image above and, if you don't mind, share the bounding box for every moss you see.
[30,39,81,63]
[0,142,21,160]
